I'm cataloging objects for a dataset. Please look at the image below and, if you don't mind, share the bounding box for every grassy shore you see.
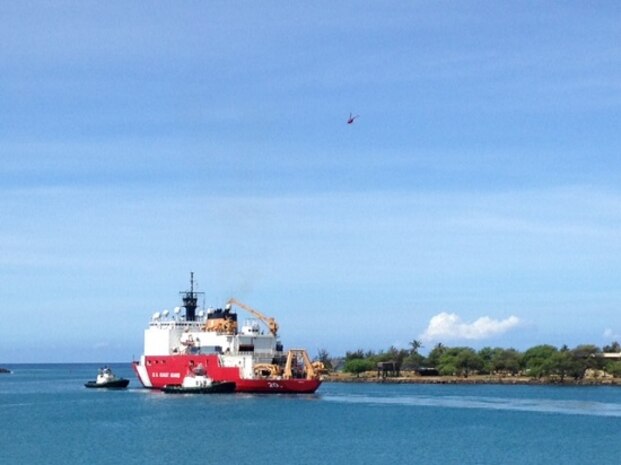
[324,371,621,386]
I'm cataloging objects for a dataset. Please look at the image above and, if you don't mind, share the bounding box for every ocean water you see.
[1,364,620,465]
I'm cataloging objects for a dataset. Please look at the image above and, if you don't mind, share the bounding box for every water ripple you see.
[322,393,621,417]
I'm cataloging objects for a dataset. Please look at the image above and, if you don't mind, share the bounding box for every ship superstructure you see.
[133,273,322,393]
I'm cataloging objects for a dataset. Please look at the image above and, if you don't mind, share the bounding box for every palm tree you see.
[409,339,423,354]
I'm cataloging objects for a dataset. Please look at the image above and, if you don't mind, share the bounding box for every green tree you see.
[548,350,574,381]
[375,346,407,364]
[568,344,602,379]
[345,349,365,360]
[436,347,483,377]
[455,348,483,377]
[522,344,558,378]
[315,348,333,370]
[605,361,621,377]
[426,342,446,368]
[491,348,521,375]
[603,341,621,353]
[409,339,423,354]
[399,340,424,369]
[478,347,501,375]
[343,358,375,377]
[437,353,457,376]
[403,352,425,370]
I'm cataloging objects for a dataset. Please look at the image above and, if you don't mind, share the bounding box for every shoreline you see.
[323,374,621,386]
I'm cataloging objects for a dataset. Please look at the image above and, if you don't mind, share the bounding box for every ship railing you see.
[148,321,203,329]
[254,354,277,364]
[236,350,275,358]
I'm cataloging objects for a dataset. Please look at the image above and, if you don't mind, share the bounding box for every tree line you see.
[317,341,621,380]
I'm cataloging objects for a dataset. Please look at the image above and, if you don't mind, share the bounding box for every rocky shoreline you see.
[324,374,621,386]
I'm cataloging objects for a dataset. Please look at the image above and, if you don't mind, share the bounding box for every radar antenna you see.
[180,272,204,321]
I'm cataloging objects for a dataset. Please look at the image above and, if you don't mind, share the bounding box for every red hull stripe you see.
[134,355,321,394]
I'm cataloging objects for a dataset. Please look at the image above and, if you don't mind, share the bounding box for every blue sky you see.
[1,2,620,362]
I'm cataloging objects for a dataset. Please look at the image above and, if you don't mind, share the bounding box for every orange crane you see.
[227,298,323,381]
[283,349,317,380]
[226,298,279,336]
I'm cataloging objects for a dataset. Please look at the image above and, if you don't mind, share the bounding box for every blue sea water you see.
[1,364,621,465]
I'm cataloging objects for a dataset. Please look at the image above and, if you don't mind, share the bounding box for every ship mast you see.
[180,272,203,321]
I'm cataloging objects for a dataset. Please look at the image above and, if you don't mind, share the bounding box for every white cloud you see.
[603,328,620,340]
[421,312,521,342]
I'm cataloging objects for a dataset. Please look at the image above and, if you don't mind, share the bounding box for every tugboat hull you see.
[85,379,130,389]
[162,381,236,394]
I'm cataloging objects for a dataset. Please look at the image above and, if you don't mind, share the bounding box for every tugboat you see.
[162,364,235,394]
[133,273,324,393]
[85,367,130,389]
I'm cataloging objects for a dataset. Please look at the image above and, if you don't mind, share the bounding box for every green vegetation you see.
[343,358,376,377]
[331,341,621,381]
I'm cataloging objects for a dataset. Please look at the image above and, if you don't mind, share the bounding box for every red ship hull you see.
[132,355,321,394]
